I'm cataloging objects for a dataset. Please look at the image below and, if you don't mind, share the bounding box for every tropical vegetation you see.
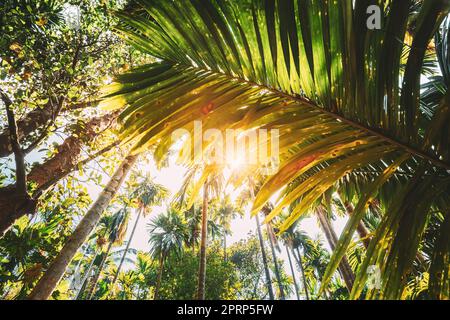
[0,0,449,300]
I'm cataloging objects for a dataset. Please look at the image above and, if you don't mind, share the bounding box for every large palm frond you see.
[101,0,450,299]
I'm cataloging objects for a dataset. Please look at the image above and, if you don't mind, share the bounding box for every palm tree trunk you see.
[337,196,371,249]
[315,206,355,293]
[286,245,300,300]
[69,244,88,291]
[223,233,227,263]
[74,252,97,300]
[343,199,428,268]
[154,252,166,300]
[110,207,142,293]
[248,182,275,301]
[266,224,285,299]
[293,246,310,300]
[254,213,275,300]
[196,183,208,300]
[86,241,113,300]
[28,154,138,300]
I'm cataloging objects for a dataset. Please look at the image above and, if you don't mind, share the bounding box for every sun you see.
[229,156,245,170]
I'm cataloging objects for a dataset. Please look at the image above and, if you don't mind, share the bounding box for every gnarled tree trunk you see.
[0,187,37,236]
[0,98,60,157]
[0,111,119,237]
[27,111,119,189]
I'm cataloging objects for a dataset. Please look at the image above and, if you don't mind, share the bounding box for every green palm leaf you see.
[102,0,450,299]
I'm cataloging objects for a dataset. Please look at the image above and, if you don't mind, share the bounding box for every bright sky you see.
[106,154,348,299]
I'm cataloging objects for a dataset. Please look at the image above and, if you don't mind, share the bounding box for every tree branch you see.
[32,140,120,198]
[1,90,27,194]
[22,122,52,155]
[0,97,60,157]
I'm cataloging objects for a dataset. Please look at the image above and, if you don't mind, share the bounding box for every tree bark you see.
[286,245,300,300]
[0,95,97,157]
[293,246,310,300]
[27,154,137,300]
[0,186,37,236]
[342,201,371,249]
[266,223,285,299]
[86,241,113,300]
[254,213,275,300]
[0,99,59,157]
[315,206,355,293]
[223,233,227,263]
[0,112,119,237]
[196,183,208,300]
[27,111,119,188]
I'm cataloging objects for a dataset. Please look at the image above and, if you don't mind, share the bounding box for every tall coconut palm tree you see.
[197,182,209,300]
[245,182,275,300]
[173,165,223,300]
[196,172,223,300]
[214,196,243,262]
[276,216,303,300]
[28,154,138,300]
[182,204,202,253]
[261,204,285,299]
[147,208,186,300]
[285,244,300,300]
[109,176,168,294]
[253,211,275,300]
[85,208,130,300]
[103,1,450,299]
[283,224,310,300]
